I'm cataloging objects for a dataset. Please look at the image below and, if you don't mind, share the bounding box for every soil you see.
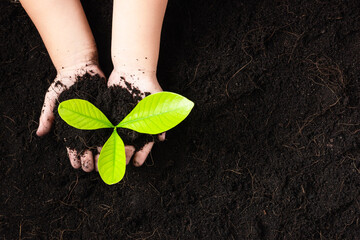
[1,0,359,239]
[54,73,153,153]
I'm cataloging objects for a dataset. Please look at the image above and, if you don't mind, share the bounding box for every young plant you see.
[58,92,194,185]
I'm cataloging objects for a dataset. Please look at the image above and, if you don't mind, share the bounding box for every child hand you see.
[103,69,166,168]
[36,64,105,172]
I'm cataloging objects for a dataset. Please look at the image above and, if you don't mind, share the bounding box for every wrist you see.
[112,54,158,80]
[56,61,103,80]
[109,68,162,94]
[113,65,157,79]
[55,46,99,74]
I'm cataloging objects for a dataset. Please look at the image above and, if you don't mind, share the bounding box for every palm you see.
[106,69,165,167]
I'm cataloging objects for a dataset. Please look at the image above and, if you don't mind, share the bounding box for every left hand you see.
[99,69,165,168]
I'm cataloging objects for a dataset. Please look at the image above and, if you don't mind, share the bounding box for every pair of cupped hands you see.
[37,64,165,172]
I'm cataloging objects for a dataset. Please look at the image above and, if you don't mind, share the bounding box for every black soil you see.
[54,73,153,153]
[1,0,359,239]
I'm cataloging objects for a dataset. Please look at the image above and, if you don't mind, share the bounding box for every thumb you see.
[36,91,56,136]
[36,81,64,136]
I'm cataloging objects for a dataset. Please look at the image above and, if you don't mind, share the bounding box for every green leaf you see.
[117,92,194,134]
[58,99,114,129]
[98,128,126,185]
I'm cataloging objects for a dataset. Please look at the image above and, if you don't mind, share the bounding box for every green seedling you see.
[58,92,194,185]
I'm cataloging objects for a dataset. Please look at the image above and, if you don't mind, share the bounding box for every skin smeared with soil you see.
[54,73,154,153]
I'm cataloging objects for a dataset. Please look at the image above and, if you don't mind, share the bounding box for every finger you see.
[125,145,135,165]
[36,91,56,136]
[158,132,166,141]
[37,80,66,136]
[97,146,102,153]
[94,146,103,172]
[133,142,154,167]
[94,154,99,172]
[67,147,81,169]
[80,150,94,172]
[94,145,135,168]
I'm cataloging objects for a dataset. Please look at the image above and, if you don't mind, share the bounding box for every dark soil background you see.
[1,0,359,239]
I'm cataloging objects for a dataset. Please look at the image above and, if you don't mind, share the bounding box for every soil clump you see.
[55,73,153,153]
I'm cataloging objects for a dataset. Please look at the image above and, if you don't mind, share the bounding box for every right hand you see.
[36,64,105,172]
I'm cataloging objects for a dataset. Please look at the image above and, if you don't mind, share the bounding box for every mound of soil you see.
[54,73,153,153]
[1,0,359,239]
